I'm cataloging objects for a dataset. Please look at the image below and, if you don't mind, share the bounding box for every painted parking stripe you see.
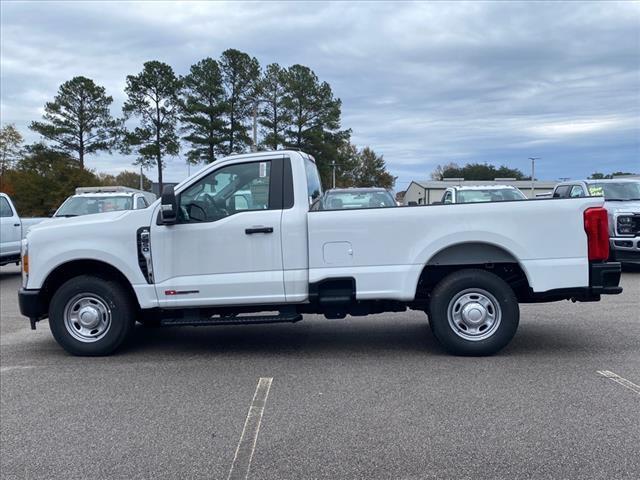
[227,377,273,480]
[597,370,640,395]
[0,366,36,373]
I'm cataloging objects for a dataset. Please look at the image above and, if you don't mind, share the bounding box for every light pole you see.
[330,161,342,189]
[251,98,269,152]
[528,157,539,197]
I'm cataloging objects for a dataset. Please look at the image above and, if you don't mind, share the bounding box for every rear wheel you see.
[428,269,519,356]
[49,275,135,356]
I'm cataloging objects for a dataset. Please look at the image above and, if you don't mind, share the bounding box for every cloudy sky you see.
[1,1,639,187]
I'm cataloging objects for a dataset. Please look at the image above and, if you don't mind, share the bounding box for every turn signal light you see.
[22,254,29,274]
[584,207,609,261]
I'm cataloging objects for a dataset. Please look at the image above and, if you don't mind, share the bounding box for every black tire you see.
[49,275,135,356]
[428,269,519,356]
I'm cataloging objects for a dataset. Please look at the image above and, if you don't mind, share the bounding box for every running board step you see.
[160,311,303,327]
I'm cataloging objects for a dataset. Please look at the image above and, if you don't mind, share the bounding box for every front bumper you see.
[18,289,47,328]
[610,237,640,265]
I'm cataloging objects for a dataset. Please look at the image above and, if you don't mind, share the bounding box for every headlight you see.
[616,215,634,236]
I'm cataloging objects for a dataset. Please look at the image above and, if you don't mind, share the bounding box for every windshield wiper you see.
[56,214,79,217]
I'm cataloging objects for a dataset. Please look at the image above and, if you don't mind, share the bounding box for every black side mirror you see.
[160,186,177,225]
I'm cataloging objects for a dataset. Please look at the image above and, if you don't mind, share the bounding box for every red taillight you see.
[584,207,609,261]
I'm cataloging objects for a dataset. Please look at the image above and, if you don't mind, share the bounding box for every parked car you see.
[440,185,527,204]
[311,187,397,210]
[19,151,621,357]
[0,193,47,266]
[552,179,640,265]
[53,186,156,218]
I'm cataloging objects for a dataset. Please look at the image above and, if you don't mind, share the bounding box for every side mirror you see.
[159,186,177,225]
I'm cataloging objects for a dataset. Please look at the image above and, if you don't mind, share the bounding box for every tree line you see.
[1,49,395,215]
[430,162,528,181]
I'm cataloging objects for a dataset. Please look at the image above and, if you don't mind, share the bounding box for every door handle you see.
[245,227,274,235]
[14,223,20,227]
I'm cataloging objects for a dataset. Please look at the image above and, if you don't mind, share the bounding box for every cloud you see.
[1,0,639,186]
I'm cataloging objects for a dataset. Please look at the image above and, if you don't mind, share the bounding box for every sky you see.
[1,0,639,189]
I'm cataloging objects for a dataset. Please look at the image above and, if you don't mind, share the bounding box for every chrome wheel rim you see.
[447,288,502,341]
[63,293,112,343]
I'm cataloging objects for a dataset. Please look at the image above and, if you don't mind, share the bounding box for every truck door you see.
[0,196,21,259]
[150,155,287,307]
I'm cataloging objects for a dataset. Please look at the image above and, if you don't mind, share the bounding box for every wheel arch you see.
[41,259,140,312]
[416,242,533,302]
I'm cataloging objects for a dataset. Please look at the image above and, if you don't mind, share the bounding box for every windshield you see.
[456,188,526,203]
[323,190,396,209]
[55,195,133,217]
[588,182,640,201]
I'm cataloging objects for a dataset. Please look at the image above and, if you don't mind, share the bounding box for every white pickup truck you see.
[0,193,47,266]
[19,151,622,356]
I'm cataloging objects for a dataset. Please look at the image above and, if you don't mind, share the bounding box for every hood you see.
[27,210,130,234]
[603,200,640,214]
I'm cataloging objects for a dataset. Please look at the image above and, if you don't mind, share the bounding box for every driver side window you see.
[178,161,271,223]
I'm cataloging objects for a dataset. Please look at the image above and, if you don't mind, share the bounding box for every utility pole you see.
[528,157,539,197]
[330,161,338,189]
[252,99,258,152]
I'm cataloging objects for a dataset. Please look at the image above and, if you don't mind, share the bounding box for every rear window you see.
[304,159,322,205]
[323,191,396,209]
[457,189,526,203]
[589,182,640,201]
[55,195,133,217]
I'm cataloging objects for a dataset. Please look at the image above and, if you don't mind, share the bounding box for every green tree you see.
[7,143,100,216]
[282,65,341,148]
[258,63,290,150]
[431,162,525,181]
[351,147,395,189]
[281,64,349,185]
[219,49,260,154]
[97,170,152,190]
[122,61,181,191]
[180,58,226,164]
[430,162,459,181]
[0,124,24,175]
[30,76,119,169]
[589,171,635,179]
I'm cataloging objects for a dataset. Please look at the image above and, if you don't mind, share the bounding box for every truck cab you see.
[19,151,622,357]
[552,179,640,265]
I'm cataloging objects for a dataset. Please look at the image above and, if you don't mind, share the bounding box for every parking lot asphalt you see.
[1,264,639,480]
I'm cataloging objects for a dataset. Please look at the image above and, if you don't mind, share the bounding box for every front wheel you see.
[428,269,519,356]
[49,275,135,356]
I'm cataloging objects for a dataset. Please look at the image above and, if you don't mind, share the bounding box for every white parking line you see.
[0,366,36,373]
[597,370,640,396]
[227,377,273,480]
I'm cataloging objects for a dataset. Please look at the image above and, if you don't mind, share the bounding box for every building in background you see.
[403,179,558,205]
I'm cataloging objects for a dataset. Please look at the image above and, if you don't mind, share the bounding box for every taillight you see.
[584,207,609,261]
